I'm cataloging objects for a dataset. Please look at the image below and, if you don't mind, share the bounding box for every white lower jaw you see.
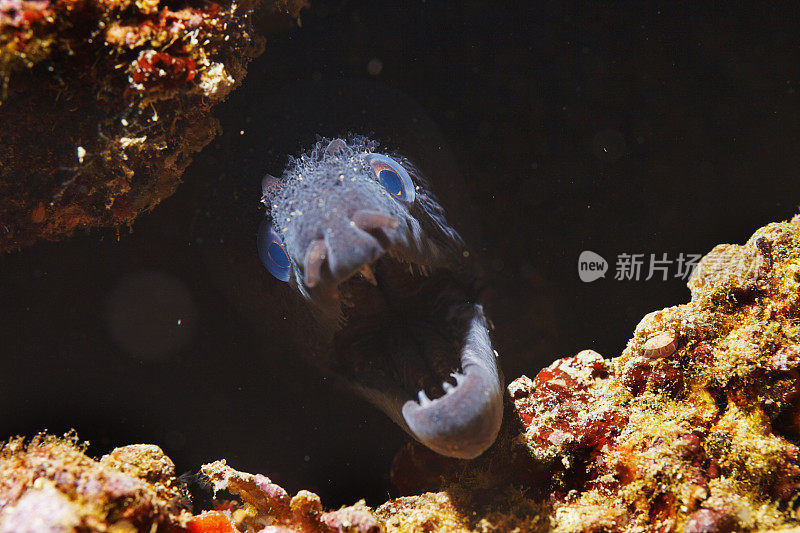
[401,307,504,459]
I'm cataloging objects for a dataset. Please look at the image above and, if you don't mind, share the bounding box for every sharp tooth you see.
[417,390,431,407]
[359,264,378,286]
[451,372,465,385]
[442,382,455,393]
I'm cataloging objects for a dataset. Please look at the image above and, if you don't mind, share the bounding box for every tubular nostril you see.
[304,239,328,288]
[351,210,399,233]
[325,225,386,283]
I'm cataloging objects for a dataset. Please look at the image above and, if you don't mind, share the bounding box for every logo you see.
[577,251,703,282]
[578,250,608,282]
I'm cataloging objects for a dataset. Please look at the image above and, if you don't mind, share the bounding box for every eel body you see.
[259,136,504,459]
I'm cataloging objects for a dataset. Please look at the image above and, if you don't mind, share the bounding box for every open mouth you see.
[306,221,504,459]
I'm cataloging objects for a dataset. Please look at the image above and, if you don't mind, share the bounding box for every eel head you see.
[259,137,503,459]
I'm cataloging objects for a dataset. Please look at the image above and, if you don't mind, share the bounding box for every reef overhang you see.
[0,0,306,252]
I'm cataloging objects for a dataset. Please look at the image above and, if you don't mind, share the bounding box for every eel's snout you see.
[401,309,504,459]
[303,209,400,288]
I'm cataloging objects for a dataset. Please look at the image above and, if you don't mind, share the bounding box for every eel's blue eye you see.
[366,153,415,203]
[258,220,292,282]
[379,169,404,197]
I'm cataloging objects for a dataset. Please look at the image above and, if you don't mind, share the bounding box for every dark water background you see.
[2,1,799,507]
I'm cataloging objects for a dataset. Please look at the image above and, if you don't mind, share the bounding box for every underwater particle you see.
[367,57,382,76]
[642,330,677,358]
[105,269,197,360]
[590,128,626,162]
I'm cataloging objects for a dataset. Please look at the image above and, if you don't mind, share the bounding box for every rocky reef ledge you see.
[0,0,306,252]
[4,215,800,532]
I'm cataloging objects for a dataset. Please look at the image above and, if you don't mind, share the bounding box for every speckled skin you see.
[265,137,461,302]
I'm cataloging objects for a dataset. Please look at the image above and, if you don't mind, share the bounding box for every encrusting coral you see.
[4,215,800,532]
[0,0,306,252]
[0,432,192,531]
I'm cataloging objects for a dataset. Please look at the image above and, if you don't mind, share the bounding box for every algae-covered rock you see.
[0,433,192,531]
[0,0,306,252]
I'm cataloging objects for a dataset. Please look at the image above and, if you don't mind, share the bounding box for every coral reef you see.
[0,432,191,531]
[198,460,382,533]
[4,214,800,531]
[381,214,800,531]
[0,0,306,252]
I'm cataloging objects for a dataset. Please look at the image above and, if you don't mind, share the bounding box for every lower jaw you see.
[399,306,504,459]
[321,255,504,458]
[333,299,504,459]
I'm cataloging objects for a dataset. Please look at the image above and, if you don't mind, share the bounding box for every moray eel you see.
[258,136,503,459]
